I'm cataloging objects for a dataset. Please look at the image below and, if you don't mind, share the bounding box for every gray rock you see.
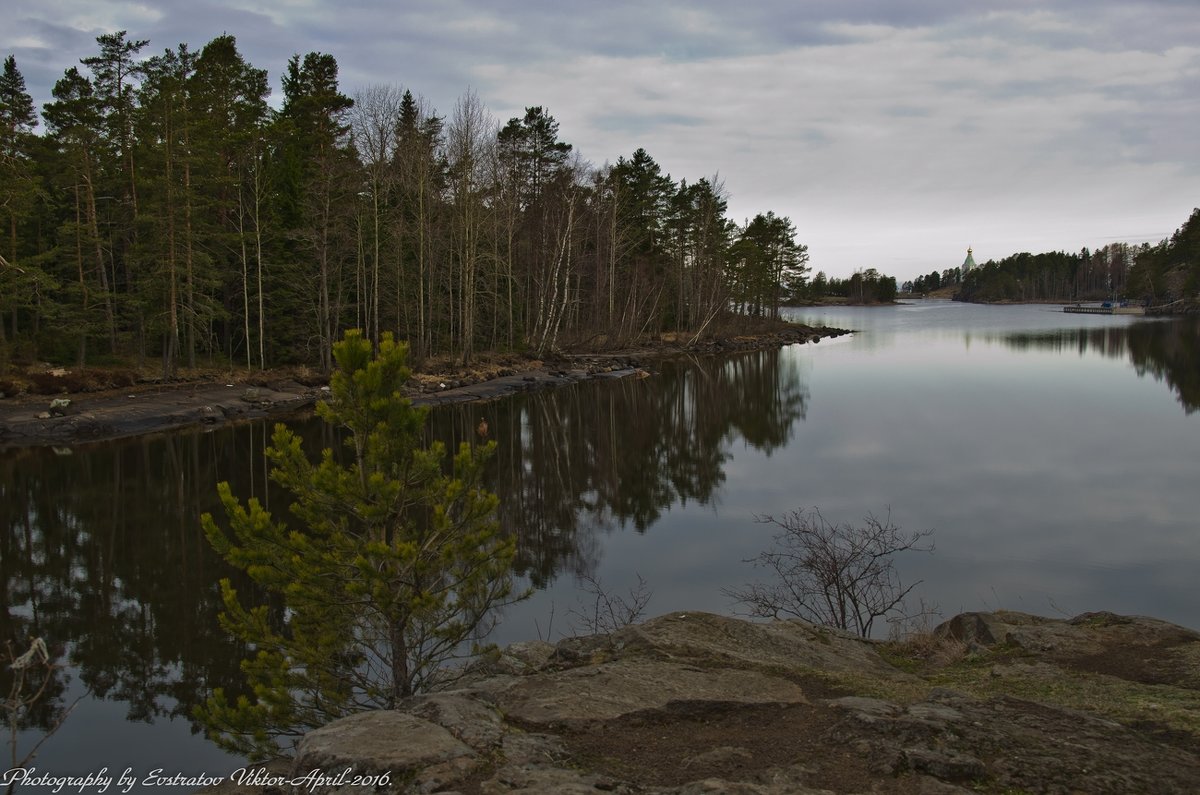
[934,611,1008,648]
[496,658,808,725]
[407,692,505,751]
[661,772,833,794]
[293,710,477,792]
[488,639,557,675]
[565,611,917,685]
[478,765,630,794]
[213,610,1200,795]
[900,748,986,781]
[826,696,901,723]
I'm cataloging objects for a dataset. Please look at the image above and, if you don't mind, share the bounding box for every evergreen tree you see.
[0,55,42,353]
[1,54,39,258]
[133,43,204,376]
[274,52,356,371]
[607,148,676,334]
[732,212,808,317]
[666,177,733,330]
[496,106,578,355]
[80,31,149,353]
[81,31,148,213]
[197,330,521,759]
[189,34,271,369]
[612,147,674,265]
[42,66,116,358]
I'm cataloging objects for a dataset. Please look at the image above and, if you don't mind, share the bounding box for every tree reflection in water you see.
[998,317,1200,413]
[0,423,272,745]
[431,347,809,587]
[0,346,808,757]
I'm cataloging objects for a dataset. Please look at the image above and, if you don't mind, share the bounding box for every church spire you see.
[962,246,977,274]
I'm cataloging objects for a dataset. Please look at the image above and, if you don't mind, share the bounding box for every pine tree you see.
[274,52,356,372]
[133,43,201,376]
[496,106,576,354]
[189,34,271,369]
[42,66,117,358]
[0,54,39,258]
[0,54,41,353]
[197,330,522,759]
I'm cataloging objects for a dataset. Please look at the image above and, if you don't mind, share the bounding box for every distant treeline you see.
[948,209,1199,304]
[805,268,898,304]
[903,267,962,295]
[0,34,814,375]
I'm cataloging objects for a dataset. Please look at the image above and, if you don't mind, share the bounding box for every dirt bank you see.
[0,323,849,447]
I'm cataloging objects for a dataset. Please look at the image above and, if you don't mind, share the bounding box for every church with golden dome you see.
[962,246,977,276]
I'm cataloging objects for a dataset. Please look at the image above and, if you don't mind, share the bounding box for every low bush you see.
[27,372,88,394]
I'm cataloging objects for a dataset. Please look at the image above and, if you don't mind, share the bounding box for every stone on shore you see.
[196,609,1200,794]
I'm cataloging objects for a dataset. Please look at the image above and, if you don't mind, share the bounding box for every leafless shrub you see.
[569,573,653,635]
[725,507,934,638]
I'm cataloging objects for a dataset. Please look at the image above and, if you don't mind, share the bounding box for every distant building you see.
[962,246,977,276]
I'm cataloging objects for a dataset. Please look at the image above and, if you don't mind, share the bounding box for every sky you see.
[3,0,1198,282]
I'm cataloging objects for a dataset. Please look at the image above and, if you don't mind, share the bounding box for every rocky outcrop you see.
[199,610,1200,794]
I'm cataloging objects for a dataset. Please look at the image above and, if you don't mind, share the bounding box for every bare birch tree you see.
[352,84,404,346]
[446,90,494,366]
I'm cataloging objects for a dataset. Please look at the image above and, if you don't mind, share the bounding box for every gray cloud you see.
[2,0,1196,280]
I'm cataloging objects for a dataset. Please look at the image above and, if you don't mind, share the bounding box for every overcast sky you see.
[4,0,1197,281]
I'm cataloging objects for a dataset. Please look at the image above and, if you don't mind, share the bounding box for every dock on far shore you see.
[1063,303,1145,316]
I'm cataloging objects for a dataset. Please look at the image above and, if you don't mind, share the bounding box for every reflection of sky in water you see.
[18,677,237,783]
[10,300,1198,778]
[502,301,1198,642]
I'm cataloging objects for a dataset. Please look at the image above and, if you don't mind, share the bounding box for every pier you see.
[1063,304,1145,316]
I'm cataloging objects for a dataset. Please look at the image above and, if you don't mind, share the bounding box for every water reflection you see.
[998,317,1200,413]
[0,429,269,772]
[431,348,809,586]
[0,346,808,774]
[8,305,1193,778]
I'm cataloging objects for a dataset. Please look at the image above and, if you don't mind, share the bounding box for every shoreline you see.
[0,323,850,448]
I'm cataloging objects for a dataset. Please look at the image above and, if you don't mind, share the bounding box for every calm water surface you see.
[3,300,1197,788]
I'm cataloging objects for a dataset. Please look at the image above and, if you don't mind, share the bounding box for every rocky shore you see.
[201,609,1200,794]
[0,324,849,447]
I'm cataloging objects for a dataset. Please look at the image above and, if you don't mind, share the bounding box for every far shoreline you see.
[0,321,851,448]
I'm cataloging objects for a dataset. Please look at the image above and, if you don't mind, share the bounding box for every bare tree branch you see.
[725,507,933,638]
[569,573,653,635]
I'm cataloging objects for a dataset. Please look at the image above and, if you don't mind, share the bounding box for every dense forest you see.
[0,33,814,376]
[946,209,1199,304]
[903,267,962,295]
[806,268,898,304]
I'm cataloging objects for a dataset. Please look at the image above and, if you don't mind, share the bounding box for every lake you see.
[3,299,1197,788]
